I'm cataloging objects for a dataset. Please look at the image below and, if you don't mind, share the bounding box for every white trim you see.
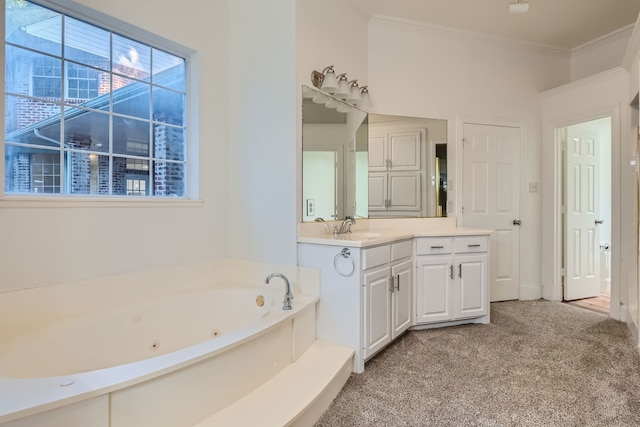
[0,197,203,209]
[541,67,627,99]
[623,15,640,71]
[370,14,570,57]
[32,0,196,57]
[571,24,634,55]
[519,284,542,301]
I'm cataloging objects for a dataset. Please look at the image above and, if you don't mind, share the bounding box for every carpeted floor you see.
[315,300,640,427]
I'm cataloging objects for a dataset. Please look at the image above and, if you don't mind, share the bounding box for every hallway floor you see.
[564,291,610,315]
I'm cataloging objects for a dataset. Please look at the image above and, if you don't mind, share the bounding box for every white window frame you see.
[1,0,200,207]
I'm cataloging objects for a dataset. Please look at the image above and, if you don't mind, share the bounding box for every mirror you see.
[302,85,448,221]
[367,114,447,218]
[302,85,368,222]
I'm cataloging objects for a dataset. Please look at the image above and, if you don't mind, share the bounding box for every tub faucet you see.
[339,216,356,234]
[265,273,293,310]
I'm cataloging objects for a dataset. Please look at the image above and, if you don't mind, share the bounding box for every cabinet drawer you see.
[415,238,453,255]
[391,240,412,261]
[454,236,488,253]
[362,245,391,270]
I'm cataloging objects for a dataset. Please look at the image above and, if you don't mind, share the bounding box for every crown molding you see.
[540,67,627,99]
[623,15,640,71]
[572,24,634,55]
[370,14,570,57]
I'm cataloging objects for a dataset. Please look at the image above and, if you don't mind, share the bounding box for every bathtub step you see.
[194,339,354,427]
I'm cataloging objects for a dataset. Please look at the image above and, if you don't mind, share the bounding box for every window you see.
[4,0,188,197]
[66,62,99,100]
[32,56,62,98]
[32,59,98,100]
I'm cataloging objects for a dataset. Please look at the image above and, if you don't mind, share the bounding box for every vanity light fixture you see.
[311,66,339,93]
[346,80,361,103]
[358,86,372,110]
[335,74,350,99]
[508,0,529,14]
[311,65,372,110]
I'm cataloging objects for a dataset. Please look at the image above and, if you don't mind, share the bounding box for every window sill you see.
[0,196,204,209]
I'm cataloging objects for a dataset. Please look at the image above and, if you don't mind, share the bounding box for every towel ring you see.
[334,248,355,277]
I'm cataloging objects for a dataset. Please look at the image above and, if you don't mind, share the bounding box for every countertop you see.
[297,218,493,248]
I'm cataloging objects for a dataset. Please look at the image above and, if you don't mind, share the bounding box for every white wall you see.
[541,68,628,319]
[227,0,298,265]
[367,17,571,299]
[1,0,230,292]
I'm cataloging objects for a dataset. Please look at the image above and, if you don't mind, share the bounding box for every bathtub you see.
[0,260,319,426]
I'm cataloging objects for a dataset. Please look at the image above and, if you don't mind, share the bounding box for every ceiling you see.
[353,0,640,50]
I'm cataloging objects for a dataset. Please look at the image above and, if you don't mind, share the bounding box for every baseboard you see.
[519,284,542,300]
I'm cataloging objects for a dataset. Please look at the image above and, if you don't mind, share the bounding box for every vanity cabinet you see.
[297,222,491,373]
[362,240,412,359]
[415,236,489,325]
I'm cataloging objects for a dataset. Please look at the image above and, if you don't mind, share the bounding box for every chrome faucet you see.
[265,273,293,310]
[338,217,356,234]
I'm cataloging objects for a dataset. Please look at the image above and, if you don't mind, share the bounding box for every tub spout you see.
[265,273,293,310]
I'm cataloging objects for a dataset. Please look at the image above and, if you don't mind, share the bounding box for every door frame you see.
[544,105,621,319]
[456,116,526,299]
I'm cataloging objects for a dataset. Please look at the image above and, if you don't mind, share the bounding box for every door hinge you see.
[462,138,466,148]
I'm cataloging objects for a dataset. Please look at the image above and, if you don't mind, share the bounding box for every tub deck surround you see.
[298,217,493,247]
[0,259,320,426]
[0,258,319,344]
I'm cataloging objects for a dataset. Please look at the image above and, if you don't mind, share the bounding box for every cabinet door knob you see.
[396,274,400,292]
[458,264,462,278]
[449,265,454,279]
[513,219,521,226]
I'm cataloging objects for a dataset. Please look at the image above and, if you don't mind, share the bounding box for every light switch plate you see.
[306,199,315,216]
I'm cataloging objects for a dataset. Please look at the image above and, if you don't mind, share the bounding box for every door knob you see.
[595,219,604,225]
[513,219,521,226]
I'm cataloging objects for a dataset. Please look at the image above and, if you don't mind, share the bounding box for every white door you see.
[302,147,344,221]
[564,129,601,300]
[462,123,521,301]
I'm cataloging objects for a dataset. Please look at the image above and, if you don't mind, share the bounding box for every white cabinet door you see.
[415,255,453,323]
[368,135,387,171]
[388,172,421,212]
[391,258,412,339]
[368,172,388,212]
[388,130,423,171]
[363,266,391,359]
[454,253,488,319]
